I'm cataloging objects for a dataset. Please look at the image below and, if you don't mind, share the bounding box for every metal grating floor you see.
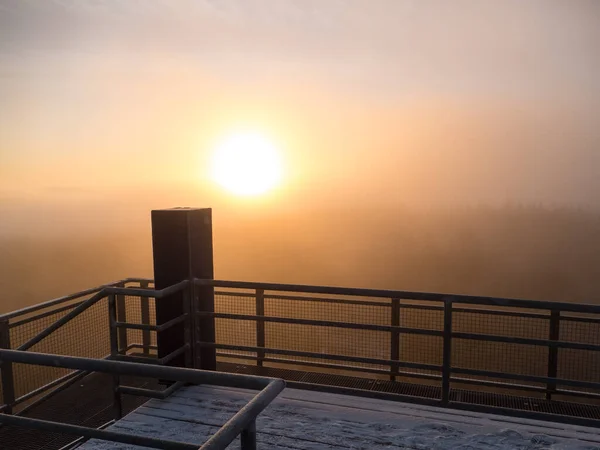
[450,388,600,419]
[217,362,600,423]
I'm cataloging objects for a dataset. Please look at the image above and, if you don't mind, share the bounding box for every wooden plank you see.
[142,386,600,446]
[159,385,572,435]
[146,385,600,442]
[81,385,600,450]
[81,410,339,449]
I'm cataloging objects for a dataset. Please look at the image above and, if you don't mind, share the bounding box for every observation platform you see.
[80,384,600,450]
[3,208,600,449]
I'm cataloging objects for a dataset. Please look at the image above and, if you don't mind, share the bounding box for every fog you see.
[1,1,600,312]
[1,203,599,314]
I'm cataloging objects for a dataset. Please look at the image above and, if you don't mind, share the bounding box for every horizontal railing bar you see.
[216,289,559,319]
[121,277,154,285]
[9,300,86,328]
[452,331,600,351]
[57,419,116,450]
[216,354,562,395]
[118,381,185,399]
[388,303,551,321]
[203,342,442,372]
[399,303,444,312]
[199,278,453,301]
[556,388,600,400]
[157,314,188,332]
[104,280,189,299]
[559,315,600,324]
[452,296,599,313]
[0,280,114,322]
[14,369,86,406]
[115,321,156,331]
[451,376,547,394]
[263,294,391,307]
[0,414,197,450]
[128,343,158,351]
[216,352,442,381]
[215,291,257,298]
[197,278,600,314]
[451,367,600,390]
[159,345,190,365]
[0,350,280,391]
[17,291,107,351]
[452,307,550,320]
[201,379,285,450]
[112,354,158,364]
[202,312,443,337]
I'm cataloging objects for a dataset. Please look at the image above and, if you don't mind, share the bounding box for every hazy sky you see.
[1,0,599,227]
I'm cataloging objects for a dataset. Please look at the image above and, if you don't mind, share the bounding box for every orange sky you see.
[1,0,599,221]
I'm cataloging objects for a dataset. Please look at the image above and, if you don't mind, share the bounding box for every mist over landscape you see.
[1,0,599,312]
[1,203,599,315]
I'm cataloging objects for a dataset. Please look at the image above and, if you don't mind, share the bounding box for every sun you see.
[210,132,283,196]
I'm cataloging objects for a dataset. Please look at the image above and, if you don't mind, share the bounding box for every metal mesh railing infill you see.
[202,279,600,423]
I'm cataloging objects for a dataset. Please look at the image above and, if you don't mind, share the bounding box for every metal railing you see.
[195,279,600,419]
[0,349,285,450]
[0,278,169,416]
[3,274,600,444]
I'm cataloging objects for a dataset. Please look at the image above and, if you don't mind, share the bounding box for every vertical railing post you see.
[108,294,122,419]
[546,309,560,401]
[191,281,202,370]
[241,420,257,450]
[390,298,400,381]
[256,289,265,368]
[140,280,151,356]
[0,319,15,415]
[183,281,193,368]
[116,287,127,355]
[441,298,453,406]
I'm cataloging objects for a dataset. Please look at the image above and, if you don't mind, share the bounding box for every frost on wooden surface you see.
[80,385,600,449]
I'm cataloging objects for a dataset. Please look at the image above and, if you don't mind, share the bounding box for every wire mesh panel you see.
[9,297,110,405]
[398,303,444,382]
[264,295,390,325]
[453,340,548,376]
[453,308,549,339]
[452,307,550,395]
[215,291,257,361]
[264,322,390,370]
[124,295,157,354]
[263,294,391,375]
[557,317,600,401]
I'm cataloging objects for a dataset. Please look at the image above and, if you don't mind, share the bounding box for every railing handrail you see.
[198,278,600,314]
[0,349,285,450]
[4,276,600,429]
[0,277,153,321]
[104,279,188,299]
[11,277,595,326]
[203,279,600,411]
[10,280,187,352]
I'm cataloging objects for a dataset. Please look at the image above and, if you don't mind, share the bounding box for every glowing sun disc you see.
[210,132,282,196]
